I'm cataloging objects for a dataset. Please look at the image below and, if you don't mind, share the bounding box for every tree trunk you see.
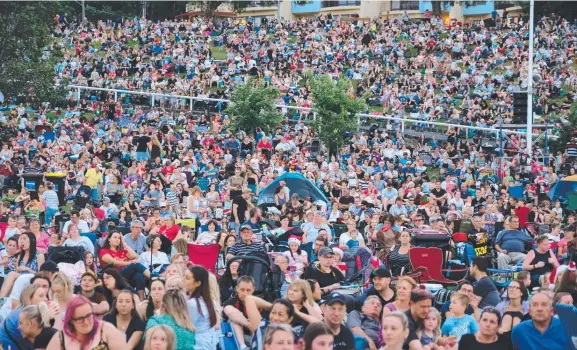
[432,1,442,17]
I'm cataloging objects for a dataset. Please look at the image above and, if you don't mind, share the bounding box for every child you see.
[3,216,20,243]
[441,293,479,342]
[552,200,563,218]
[558,227,575,261]
[418,308,442,347]
[517,271,532,289]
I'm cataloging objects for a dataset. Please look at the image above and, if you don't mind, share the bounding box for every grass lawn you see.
[210,45,228,60]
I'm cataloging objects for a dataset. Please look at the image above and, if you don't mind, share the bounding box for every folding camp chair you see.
[187,243,220,273]
[332,222,348,243]
[219,321,240,350]
[409,247,467,285]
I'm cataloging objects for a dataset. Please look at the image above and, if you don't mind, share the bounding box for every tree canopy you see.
[225,78,283,134]
[308,74,366,155]
[0,2,66,106]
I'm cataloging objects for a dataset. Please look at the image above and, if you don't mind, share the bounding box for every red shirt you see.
[99,248,129,267]
[515,206,531,228]
[159,224,180,242]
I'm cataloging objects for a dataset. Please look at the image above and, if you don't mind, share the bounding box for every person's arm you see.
[494,243,507,254]
[548,250,560,268]
[244,295,272,332]
[101,253,131,267]
[126,328,143,350]
[348,312,377,350]
[522,250,541,271]
[103,321,129,350]
[232,203,239,224]
[36,253,45,271]
[223,305,250,328]
[92,299,110,316]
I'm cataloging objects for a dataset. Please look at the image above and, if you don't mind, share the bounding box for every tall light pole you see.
[81,0,85,22]
[526,0,534,155]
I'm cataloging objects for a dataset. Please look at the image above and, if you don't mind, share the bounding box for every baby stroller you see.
[74,185,92,209]
[47,246,87,286]
[228,252,274,301]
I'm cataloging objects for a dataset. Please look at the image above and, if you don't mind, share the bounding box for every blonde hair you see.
[52,272,74,300]
[396,276,418,290]
[450,292,470,306]
[172,238,188,256]
[20,284,44,307]
[416,308,441,339]
[144,325,176,350]
[162,289,195,331]
[383,311,409,330]
[208,273,221,307]
[287,279,315,306]
[21,303,52,328]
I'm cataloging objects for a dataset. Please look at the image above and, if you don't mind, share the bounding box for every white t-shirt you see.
[62,220,90,234]
[0,274,33,321]
[63,237,95,255]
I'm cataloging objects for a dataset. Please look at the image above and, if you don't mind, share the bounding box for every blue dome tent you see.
[257,172,328,206]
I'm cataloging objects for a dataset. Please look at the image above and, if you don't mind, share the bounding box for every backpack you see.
[434,289,455,310]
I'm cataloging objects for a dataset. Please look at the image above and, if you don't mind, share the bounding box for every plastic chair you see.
[509,185,524,199]
[219,321,239,350]
[187,243,220,273]
[409,247,467,285]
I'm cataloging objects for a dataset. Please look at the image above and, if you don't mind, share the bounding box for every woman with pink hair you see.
[46,295,126,350]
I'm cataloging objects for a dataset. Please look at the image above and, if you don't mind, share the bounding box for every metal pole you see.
[545,123,549,167]
[277,0,280,21]
[81,0,85,22]
[142,1,147,19]
[526,0,534,155]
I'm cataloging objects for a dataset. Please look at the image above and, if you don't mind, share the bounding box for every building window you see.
[249,0,273,8]
[390,0,419,11]
[322,0,361,8]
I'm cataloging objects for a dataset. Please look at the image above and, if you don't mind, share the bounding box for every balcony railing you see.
[322,0,361,8]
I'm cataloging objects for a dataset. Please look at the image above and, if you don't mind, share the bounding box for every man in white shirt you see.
[62,210,91,234]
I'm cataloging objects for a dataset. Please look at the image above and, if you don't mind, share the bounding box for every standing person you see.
[230,189,252,233]
[322,293,356,350]
[104,289,145,350]
[511,293,571,350]
[46,295,127,350]
[84,164,104,201]
[43,182,59,226]
[458,307,512,350]
[470,257,500,308]
[185,266,220,350]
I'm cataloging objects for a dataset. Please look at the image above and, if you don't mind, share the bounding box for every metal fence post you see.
[402,121,405,133]
[151,94,155,107]
[190,98,193,111]
[76,87,81,102]
[114,91,118,102]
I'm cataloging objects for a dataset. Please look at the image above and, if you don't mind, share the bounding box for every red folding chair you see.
[187,243,221,273]
[409,247,467,285]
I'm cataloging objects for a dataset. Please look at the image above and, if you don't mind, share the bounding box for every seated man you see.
[495,215,534,269]
[346,295,382,349]
[62,210,90,235]
[225,225,266,260]
[304,247,344,296]
[223,276,255,350]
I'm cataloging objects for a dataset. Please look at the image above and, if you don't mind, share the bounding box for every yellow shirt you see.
[85,168,103,189]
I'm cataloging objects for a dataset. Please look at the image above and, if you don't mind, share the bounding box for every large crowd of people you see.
[0,9,575,350]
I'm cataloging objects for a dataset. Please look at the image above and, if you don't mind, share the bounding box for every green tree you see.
[308,74,366,155]
[225,78,283,134]
[0,2,66,106]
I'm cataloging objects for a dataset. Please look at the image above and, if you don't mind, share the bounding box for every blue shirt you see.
[495,229,534,253]
[441,314,479,341]
[511,317,571,350]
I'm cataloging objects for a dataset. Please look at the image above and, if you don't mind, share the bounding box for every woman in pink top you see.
[282,236,308,278]
[29,218,50,254]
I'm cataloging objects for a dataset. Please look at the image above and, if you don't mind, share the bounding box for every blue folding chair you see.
[219,321,240,350]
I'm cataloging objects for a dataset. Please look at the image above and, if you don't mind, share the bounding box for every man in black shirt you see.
[430,182,448,207]
[402,288,441,350]
[223,276,256,349]
[338,188,354,211]
[133,133,151,161]
[322,293,356,350]
[230,189,252,233]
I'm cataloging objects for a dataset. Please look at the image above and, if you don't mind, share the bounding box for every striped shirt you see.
[227,241,266,257]
[43,190,59,209]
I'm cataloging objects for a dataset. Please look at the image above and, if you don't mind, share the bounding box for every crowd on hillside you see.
[0,9,575,350]
[51,11,577,127]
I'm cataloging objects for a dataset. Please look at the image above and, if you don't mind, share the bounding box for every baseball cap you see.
[240,225,253,232]
[324,292,347,306]
[160,201,167,207]
[318,247,334,257]
[372,268,392,279]
[40,261,59,273]
[81,271,98,282]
